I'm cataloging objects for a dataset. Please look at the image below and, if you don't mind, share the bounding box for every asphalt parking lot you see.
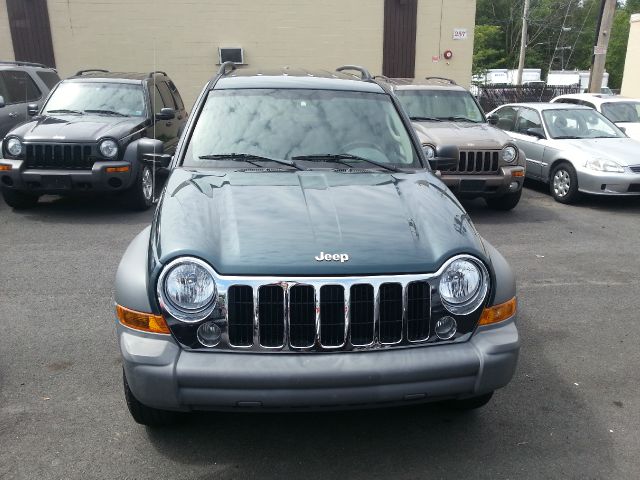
[1,182,639,480]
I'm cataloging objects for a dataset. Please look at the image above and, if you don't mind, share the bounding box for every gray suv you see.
[0,61,60,138]
[379,77,526,210]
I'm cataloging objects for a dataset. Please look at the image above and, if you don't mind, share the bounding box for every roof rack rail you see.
[424,76,457,85]
[217,61,236,77]
[75,69,109,76]
[336,65,372,81]
[373,74,389,81]
[147,70,168,78]
[0,60,48,68]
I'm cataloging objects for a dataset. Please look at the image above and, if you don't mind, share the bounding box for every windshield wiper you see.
[553,135,581,139]
[84,109,127,117]
[292,153,399,172]
[437,116,480,123]
[409,116,442,122]
[45,109,83,115]
[198,153,303,170]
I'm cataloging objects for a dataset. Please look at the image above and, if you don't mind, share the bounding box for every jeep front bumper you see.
[118,319,519,412]
[442,166,525,197]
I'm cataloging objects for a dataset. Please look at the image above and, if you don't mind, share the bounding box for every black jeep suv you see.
[0,70,187,210]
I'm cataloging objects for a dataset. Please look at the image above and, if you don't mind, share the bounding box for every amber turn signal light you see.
[106,166,130,173]
[116,305,170,334]
[513,170,525,177]
[478,297,517,326]
[0,164,12,171]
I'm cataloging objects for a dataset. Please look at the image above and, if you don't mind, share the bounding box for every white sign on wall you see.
[453,28,468,40]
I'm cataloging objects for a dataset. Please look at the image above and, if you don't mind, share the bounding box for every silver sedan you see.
[487,102,640,203]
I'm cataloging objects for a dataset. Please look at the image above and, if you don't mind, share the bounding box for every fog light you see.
[509,181,519,191]
[197,321,222,347]
[435,316,457,340]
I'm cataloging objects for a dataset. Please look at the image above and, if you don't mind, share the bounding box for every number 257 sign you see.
[453,28,468,40]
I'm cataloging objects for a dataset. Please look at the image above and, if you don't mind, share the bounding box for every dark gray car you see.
[0,61,60,138]
[114,64,520,426]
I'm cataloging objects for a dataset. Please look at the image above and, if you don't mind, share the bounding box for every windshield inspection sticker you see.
[315,252,349,262]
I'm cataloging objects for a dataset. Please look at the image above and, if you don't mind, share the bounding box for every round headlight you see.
[99,139,119,159]
[158,257,217,322]
[6,138,23,157]
[438,256,489,315]
[501,146,517,163]
[422,144,436,160]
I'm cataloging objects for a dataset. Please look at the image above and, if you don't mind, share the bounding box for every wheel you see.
[550,162,580,204]
[123,369,175,427]
[486,189,522,211]
[1,187,39,209]
[123,165,154,210]
[447,392,494,411]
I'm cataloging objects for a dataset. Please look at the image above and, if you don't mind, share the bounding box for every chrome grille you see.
[222,278,432,352]
[454,150,500,174]
[24,143,95,170]
[630,165,640,173]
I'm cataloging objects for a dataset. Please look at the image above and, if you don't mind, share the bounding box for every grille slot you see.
[406,281,430,341]
[457,150,500,174]
[630,165,640,173]
[227,285,254,346]
[289,285,316,348]
[258,285,285,347]
[319,285,345,347]
[349,284,374,345]
[379,283,403,344]
[25,143,95,170]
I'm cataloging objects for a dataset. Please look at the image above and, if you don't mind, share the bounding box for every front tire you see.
[123,165,154,211]
[123,370,175,427]
[1,187,39,209]
[486,189,522,211]
[550,162,580,204]
[447,391,494,411]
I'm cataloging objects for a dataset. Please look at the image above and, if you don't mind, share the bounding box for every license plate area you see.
[41,175,72,190]
[459,179,487,192]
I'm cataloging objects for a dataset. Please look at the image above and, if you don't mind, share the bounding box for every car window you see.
[492,106,519,131]
[184,89,420,168]
[395,89,485,122]
[601,102,640,123]
[42,82,146,116]
[0,70,41,104]
[555,98,577,105]
[516,108,543,134]
[167,80,185,110]
[542,108,625,139]
[156,81,176,109]
[36,71,61,89]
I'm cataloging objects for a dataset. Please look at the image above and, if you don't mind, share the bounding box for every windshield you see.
[542,108,625,139]
[394,89,485,122]
[601,101,640,123]
[43,82,146,117]
[183,89,420,168]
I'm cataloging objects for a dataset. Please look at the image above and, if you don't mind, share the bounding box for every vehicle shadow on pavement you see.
[0,194,155,224]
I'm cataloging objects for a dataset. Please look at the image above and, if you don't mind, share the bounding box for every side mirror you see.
[619,126,627,134]
[27,103,39,116]
[525,127,546,139]
[487,115,499,125]
[142,153,172,168]
[0,96,5,108]
[155,107,175,121]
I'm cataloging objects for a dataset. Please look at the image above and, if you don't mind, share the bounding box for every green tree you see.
[473,25,507,75]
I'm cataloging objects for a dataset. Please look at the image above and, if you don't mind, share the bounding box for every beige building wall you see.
[0,2,14,61]
[415,0,476,87]
[621,14,640,98]
[46,0,386,107]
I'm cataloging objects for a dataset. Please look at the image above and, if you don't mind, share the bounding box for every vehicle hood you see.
[9,114,146,142]
[554,137,640,166]
[151,169,489,276]
[615,122,640,141]
[412,121,514,149]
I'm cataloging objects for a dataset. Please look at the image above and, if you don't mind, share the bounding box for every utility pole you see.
[589,0,617,93]
[516,0,530,85]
